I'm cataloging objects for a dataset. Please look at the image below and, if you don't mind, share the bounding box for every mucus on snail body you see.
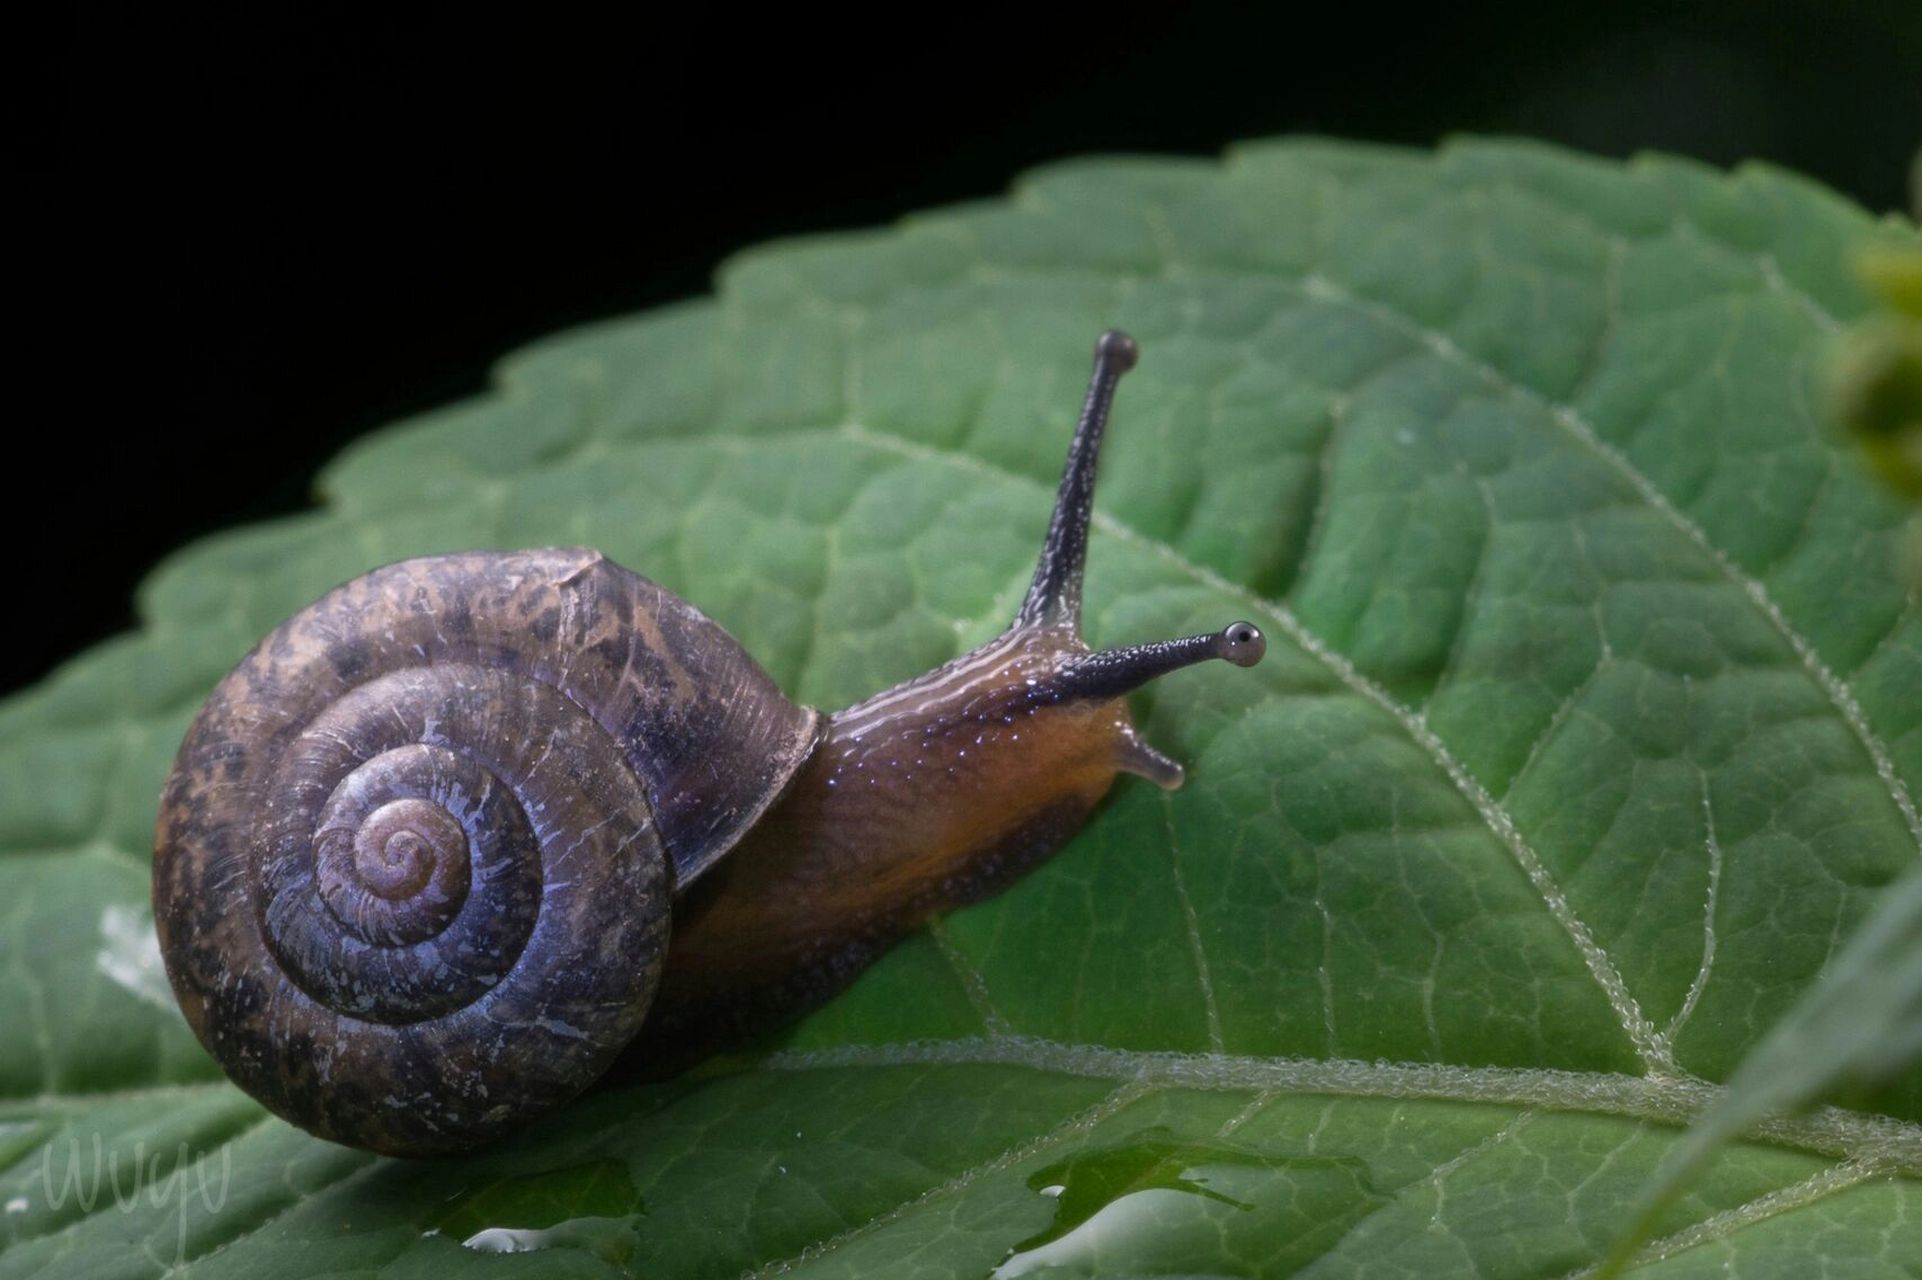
[152,331,1266,1156]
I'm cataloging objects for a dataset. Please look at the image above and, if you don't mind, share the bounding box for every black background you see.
[16,2,1921,695]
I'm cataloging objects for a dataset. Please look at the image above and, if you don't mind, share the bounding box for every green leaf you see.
[1596,860,1922,1276]
[3,138,1920,1278]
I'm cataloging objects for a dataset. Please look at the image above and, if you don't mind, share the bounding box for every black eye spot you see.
[1220,622,1266,668]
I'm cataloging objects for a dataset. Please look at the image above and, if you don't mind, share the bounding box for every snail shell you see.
[152,547,819,1154]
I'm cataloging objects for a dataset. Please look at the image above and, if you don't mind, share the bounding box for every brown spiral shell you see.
[153,548,820,1155]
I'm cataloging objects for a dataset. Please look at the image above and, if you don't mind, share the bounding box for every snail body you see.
[153,332,1264,1155]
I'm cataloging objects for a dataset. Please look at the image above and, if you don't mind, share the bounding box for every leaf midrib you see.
[759,1038,1922,1173]
[20,1060,1898,1280]
[739,1041,1911,1280]
[15,1042,1914,1173]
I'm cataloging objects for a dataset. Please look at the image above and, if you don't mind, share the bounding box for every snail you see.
[153,330,1266,1156]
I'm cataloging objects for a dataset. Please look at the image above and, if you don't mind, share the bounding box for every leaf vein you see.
[738,1079,1150,1280]
[1296,270,1922,855]
[1562,1158,1885,1279]
[761,1036,1922,1173]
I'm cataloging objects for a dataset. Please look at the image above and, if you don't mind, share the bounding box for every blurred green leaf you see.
[2,138,1919,1278]
[1597,863,1922,1277]
[1835,243,1922,498]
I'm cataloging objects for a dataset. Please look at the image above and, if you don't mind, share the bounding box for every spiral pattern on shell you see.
[259,665,642,1029]
[153,549,820,1155]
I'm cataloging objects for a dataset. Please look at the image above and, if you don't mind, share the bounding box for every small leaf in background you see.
[1834,149,1922,522]
[1833,243,1922,498]
[1,138,1920,1278]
